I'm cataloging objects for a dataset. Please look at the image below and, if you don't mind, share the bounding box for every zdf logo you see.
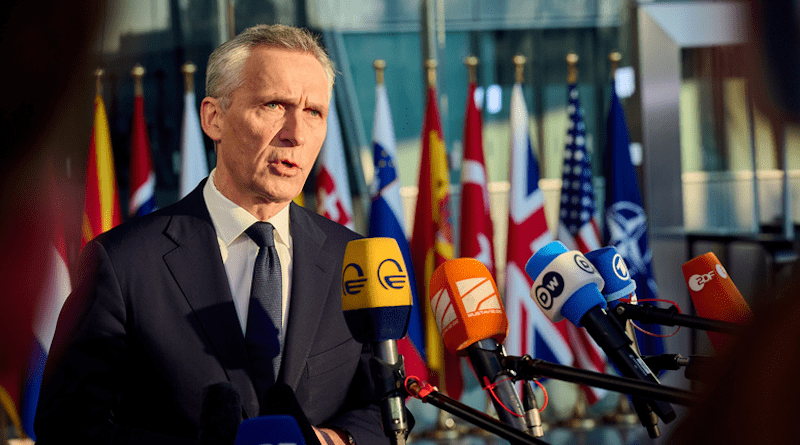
[688,271,715,292]
[689,264,729,292]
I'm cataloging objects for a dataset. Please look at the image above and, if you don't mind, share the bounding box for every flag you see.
[20,165,72,439]
[557,83,607,404]
[315,94,354,230]
[504,82,573,369]
[410,87,459,398]
[604,79,665,357]
[129,92,157,217]
[459,81,496,277]
[82,94,122,247]
[369,81,428,382]
[180,88,208,198]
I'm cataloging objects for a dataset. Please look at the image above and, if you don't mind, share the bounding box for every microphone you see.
[198,382,243,445]
[342,237,412,445]
[235,415,307,445]
[682,252,753,352]
[584,246,637,310]
[429,258,530,434]
[260,383,321,445]
[525,241,676,426]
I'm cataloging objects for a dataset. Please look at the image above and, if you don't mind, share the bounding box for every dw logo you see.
[534,272,564,310]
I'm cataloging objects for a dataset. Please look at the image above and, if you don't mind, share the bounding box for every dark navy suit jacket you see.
[35,180,387,444]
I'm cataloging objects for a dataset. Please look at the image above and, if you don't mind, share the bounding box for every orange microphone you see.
[682,252,753,352]
[429,258,529,433]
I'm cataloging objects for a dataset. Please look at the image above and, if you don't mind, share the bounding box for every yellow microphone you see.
[341,237,412,445]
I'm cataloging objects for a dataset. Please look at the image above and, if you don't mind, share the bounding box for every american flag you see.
[557,83,607,404]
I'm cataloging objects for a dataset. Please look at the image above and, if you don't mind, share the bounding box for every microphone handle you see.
[373,340,409,445]
[465,340,530,433]
[580,306,676,423]
[612,303,746,334]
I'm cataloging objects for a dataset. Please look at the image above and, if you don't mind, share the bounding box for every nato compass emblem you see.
[606,201,651,276]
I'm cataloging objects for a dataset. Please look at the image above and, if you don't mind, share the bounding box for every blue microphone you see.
[584,246,636,309]
[525,241,675,424]
[235,415,306,445]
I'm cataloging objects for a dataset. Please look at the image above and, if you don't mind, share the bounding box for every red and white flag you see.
[459,81,495,277]
[315,94,354,229]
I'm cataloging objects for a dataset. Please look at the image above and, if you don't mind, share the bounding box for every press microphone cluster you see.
[341,238,412,445]
[524,241,675,437]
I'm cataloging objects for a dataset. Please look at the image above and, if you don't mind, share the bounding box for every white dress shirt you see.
[202,169,293,342]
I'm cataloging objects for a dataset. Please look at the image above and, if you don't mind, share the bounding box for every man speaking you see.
[35,24,386,445]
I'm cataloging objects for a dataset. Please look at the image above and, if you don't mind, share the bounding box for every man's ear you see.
[200,97,223,142]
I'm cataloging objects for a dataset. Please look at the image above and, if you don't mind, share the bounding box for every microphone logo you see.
[688,271,716,292]
[342,263,367,295]
[716,263,728,279]
[574,253,596,274]
[612,253,630,281]
[534,271,564,310]
[377,258,407,290]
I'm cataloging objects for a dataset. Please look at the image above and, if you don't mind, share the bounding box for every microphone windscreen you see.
[682,252,753,351]
[429,258,507,354]
[584,246,636,304]
[235,415,306,445]
[524,241,606,325]
[342,238,412,343]
[198,382,242,445]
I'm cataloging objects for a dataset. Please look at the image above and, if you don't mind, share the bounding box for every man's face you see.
[206,46,329,208]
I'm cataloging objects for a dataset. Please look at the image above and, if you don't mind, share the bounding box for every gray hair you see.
[206,24,335,111]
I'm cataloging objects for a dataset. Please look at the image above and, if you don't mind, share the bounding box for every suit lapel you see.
[280,204,335,391]
[162,182,259,418]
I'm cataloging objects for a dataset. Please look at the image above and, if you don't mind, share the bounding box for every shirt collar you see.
[203,168,291,247]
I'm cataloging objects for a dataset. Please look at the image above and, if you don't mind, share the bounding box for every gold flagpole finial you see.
[182,62,197,94]
[567,53,579,84]
[464,55,478,84]
[94,68,105,97]
[513,55,526,84]
[373,59,386,86]
[131,63,145,97]
[609,52,622,78]
[425,59,438,88]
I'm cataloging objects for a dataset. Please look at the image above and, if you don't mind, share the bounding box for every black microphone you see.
[429,258,530,434]
[198,382,242,445]
[524,242,676,428]
[341,238,412,445]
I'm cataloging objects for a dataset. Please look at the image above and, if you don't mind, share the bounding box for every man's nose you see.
[277,109,306,146]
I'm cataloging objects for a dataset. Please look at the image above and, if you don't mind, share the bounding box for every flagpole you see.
[182,61,196,94]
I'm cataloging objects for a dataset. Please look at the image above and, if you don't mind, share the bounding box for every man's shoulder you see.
[92,192,209,253]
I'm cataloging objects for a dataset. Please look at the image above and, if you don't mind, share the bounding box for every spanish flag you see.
[82,94,122,246]
[410,84,460,398]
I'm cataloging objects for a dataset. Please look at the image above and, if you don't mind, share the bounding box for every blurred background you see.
[2,0,799,444]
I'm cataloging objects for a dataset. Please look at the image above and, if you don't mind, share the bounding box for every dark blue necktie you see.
[244,222,282,398]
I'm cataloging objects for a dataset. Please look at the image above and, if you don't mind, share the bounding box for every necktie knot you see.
[246,222,275,248]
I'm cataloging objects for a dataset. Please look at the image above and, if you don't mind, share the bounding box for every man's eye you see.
[265,102,280,109]
[308,109,321,117]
